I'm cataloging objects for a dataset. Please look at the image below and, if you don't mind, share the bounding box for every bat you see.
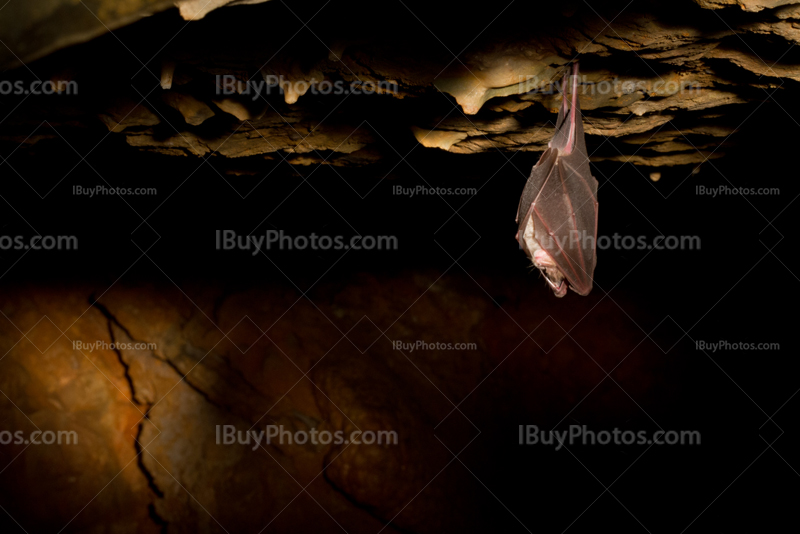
[515,62,598,297]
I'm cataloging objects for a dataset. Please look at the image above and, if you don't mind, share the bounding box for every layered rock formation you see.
[2,0,800,169]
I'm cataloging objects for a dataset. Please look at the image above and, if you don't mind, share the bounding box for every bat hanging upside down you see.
[515,62,599,297]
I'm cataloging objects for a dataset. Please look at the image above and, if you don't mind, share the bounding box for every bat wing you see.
[516,147,558,254]
[533,155,598,296]
[554,87,599,295]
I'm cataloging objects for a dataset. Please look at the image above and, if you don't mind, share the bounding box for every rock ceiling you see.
[2,0,800,169]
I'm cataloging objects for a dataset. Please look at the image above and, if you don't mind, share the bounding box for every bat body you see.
[515,62,598,297]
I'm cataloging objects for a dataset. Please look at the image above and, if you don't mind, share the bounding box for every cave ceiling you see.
[2,0,800,170]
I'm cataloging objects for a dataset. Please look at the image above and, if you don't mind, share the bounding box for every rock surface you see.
[2,1,800,169]
[0,275,671,532]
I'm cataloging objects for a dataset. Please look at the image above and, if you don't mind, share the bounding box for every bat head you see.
[518,215,568,298]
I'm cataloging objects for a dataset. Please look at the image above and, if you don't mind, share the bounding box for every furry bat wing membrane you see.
[515,62,599,297]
